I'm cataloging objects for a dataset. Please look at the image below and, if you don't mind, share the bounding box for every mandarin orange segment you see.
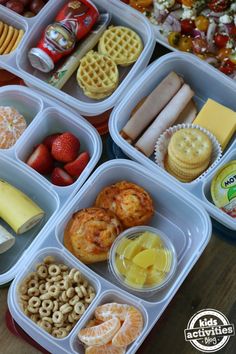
[78,317,121,346]
[95,303,130,322]
[85,344,126,354]
[112,306,143,347]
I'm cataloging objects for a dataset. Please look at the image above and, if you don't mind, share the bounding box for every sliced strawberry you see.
[51,167,74,186]
[42,133,61,151]
[51,132,80,163]
[26,144,53,174]
[64,151,90,177]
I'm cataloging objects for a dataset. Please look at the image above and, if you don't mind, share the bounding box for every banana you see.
[0,180,45,234]
[0,225,15,254]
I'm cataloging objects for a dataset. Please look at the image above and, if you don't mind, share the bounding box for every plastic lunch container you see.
[0,84,102,286]
[109,52,236,231]
[109,225,178,295]
[8,159,211,354]
[117,1,236,86]
[0,0,155,117]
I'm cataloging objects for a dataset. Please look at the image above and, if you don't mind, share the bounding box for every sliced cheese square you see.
[193,99,236,150]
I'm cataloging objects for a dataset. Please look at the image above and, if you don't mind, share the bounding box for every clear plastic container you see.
[109,225,177,296]
[0,0,155,116]
[109,52,236,231]
[8,159,211,354]
[0,84,102,286]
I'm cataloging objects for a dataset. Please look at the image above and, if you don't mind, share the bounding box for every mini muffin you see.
[95,181,154,228]
[64,207,123,264]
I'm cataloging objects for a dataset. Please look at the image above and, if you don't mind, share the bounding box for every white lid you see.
[28,48,54,73]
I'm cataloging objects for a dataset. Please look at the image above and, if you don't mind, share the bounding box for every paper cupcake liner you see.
[154,124,222,184]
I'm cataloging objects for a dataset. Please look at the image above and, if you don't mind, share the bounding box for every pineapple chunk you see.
[132,248,158,269]
[116,238,132,256]
[153,249,172,272]
[125,264,147,288]
[123,239,142,260]
[115,256,131,276]
[146,268,165,286]
[138,232,163,249]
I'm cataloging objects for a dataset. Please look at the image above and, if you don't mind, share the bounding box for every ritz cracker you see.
[28,0,99,72]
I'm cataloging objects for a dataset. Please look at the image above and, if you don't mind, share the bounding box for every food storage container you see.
[109,52,236,230]
[0,0,155,116]
[8,159,211,354]
[0,84,102,286]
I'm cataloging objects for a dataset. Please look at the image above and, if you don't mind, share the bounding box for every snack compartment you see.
[8,246,101,354]
[201,149,236,231]
[15,105,102,196]
[13,0,155,116]
[70,289,149,354]
[0,85,44,152]
[54,159,211,303]
[0,154,59,280]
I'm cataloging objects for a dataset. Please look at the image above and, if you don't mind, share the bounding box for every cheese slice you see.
[193,99,236,150]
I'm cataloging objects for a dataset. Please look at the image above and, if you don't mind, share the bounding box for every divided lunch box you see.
[0,84,102,286]
[0,0,155,116]
[8,159,212,354]
[110,52,236,231]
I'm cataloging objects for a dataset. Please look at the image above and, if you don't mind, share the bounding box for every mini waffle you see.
[98,26,143,66]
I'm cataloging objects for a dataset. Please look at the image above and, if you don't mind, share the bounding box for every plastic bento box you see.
[8,159,211,354]
[0,84,102,286]
[0,0,155,116]
[109,52,236,231]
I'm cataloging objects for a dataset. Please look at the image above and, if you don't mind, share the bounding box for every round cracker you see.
[0,26,15,54]
[0,24,9,48]
[3,28,18,54]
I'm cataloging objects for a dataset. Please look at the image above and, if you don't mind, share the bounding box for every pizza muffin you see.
[64,207,123,264]
[95,181,154,228]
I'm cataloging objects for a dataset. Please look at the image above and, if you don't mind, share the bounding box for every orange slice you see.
[112,306,143,347]
[85,344,126,354]
[78,318,121,346]
[95,303,130,322]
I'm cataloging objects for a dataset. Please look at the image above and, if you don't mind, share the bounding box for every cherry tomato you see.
[229,52,236,65]
[208,0,230,12]
[30,0,44,14]
[180,19,195,35]
[168,32,181,47]
[195,16,209,32]
[182,0,193,6]
[227,24,236,37]
[217,47,232,61]
[214,33,229,48]
[6,0,24,14]
[219,60,236,75]
[192,37,208,54]
[178,36,193,52]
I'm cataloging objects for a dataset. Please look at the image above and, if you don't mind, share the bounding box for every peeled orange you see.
[78,317,121,346]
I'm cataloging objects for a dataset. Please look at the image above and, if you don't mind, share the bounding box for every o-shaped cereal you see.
[60,304,73,315]
[29,297,41,308]
[59,264,68,271]
[42,299,53,311]
[37,265,48,279]
[28,306,39,314]
[20,294,29,301]
[52,311,64,324]
[38,320,52,333]
[52,328,67,339]
[28,279,39,289]
[48,285,60,298]
[39,307,51,318]
[30,314,40,323]
[69,295,79,306]
[73,271,82,284]
[43,256,55,265]
[40,293,51,301]
[79,279,88,288]
[61,291,68,303]
[88,285,95,295]
[66,287,75,299]
[85,293,95,304]
[52,300,59,312]
[48,264,61,276]
[74,302,85,315]
[19,283,28,295]
[39,283,47,294]
[68,268,77,280]
[42,316,53,324]
[28,287,40,297]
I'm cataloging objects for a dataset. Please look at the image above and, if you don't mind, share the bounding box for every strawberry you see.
[51,167,74,186]
[51,132,80,163]
[64,152,90,177]
[26,144,53,174]
[42,133,61,151]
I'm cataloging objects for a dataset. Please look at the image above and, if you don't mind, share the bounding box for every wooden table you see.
[0,226,235,354]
